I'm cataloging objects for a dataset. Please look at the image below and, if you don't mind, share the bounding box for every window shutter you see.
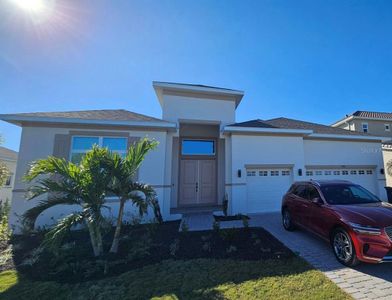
[53,134,71,160]
[128,136,141,180]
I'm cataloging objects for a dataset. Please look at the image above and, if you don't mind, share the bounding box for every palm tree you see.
[23,146,112,257]
[106,138,160,254]
[387,159,392,177]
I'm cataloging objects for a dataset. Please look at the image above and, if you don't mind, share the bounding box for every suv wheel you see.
[282,208,295,231]
[332,228,360,267]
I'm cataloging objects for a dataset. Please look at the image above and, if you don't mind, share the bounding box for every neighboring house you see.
[331,110,392,137]
[0,146,18,204]
[332,111,392,188]
[0,82,387,231]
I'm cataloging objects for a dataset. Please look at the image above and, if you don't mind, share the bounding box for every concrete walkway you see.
[250,213,392,300]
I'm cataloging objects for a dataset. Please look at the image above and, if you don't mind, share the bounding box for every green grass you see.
[0,257,351,300]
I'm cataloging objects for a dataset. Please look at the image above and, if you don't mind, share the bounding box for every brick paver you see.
[250,212,392,300]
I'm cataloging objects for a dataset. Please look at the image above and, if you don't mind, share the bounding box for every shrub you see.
[169,239,180,257]
[212,221,220,232]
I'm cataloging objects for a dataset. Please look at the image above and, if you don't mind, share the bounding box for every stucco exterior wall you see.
[229,135,305,214]
[10,126,169,231]
[338,119,392,138]
[0,159,17,203]
[162,94,236,126]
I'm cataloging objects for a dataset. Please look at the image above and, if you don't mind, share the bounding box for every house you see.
[0,82,388,230]
[0,146,18,203]
[331,111,392,137]
[332,111,392,187]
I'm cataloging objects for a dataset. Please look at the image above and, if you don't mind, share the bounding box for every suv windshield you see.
[320,184,380,205]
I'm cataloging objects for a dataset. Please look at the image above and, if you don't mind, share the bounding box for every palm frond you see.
[23,197,79,230]
[125,139,158,177]
[42,212,84,251]
[24,157,80,182]
[387,159,392,177]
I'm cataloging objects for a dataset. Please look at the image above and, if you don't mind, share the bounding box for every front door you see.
[179,159,216,206]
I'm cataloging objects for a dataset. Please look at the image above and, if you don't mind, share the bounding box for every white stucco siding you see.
[162,94,236,125]
[304,139,387,199]
[230,135,305,214]
[10,126,169,231]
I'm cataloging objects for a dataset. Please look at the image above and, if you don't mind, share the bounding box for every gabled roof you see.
[2,109,164,122]
[0,146,18,160]
[229,117,371,136]
[352,111,392,119]
[332,110,392,127]
[0,109,176,130]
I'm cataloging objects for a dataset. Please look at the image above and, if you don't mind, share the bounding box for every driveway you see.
[250,212,392,300]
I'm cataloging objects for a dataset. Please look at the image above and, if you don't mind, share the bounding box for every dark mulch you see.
[9,221,294,283]
[214,214,250,222]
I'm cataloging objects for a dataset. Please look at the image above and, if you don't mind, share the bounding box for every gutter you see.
[222,126,313,135]
[0,114,178,131]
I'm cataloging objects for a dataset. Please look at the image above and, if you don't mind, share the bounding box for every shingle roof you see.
[0,146,18,160]
[352,111,392,119]
[229,117,370,136]
[4,109,165,122]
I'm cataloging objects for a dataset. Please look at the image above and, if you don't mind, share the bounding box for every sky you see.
[1,0,392,151]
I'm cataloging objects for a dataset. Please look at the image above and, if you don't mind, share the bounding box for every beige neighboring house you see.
[332,111,392,187]
[0,146,18,203]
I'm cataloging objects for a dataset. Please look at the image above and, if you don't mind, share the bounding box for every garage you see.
[246,167,293,213]
[305,167,378,195]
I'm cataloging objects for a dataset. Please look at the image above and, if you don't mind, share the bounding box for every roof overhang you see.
[153,81,244,108]
[223,126,313,136]
[332,115,392,127]
[0,114,177,131]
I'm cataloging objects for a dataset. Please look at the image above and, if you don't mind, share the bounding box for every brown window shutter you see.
[53,134,71,160]
[128,136,141,180]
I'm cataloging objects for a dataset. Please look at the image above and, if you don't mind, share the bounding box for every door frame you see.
[178,136,218,207]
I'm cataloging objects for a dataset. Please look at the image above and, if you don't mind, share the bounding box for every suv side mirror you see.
[312,197,323,205]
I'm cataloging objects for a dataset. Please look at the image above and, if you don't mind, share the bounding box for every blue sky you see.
[1,0,392,151]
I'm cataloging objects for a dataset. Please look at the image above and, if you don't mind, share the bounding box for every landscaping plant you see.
[23,146,113,257]
[105,138,160,254]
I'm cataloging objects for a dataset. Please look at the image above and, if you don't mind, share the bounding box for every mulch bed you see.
[8,221,294,283]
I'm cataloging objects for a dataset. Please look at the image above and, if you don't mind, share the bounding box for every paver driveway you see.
[250,212,392,300]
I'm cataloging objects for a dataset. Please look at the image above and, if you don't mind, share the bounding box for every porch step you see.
[180,213,214,232]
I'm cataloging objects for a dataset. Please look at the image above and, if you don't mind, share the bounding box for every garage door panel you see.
[305,168,377,195]
[246,169,293,213]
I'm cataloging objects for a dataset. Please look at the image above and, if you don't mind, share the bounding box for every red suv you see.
[281,180,392,266]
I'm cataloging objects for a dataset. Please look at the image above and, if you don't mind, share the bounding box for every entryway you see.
[179,159,216,206]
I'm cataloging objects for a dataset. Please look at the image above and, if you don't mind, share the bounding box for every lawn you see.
[0,258,350,300]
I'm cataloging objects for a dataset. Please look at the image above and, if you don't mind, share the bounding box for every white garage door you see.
[246,168,293,213]
[305,167,377,195]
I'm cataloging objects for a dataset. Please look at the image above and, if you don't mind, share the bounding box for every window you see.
[282,170,290,176]
[306,170,313,176]
[333,170,340,175]
[293,185,307,198]
[271,170,279,176]
[321,184,380,205]
[362,123,368,133]
[5,175,12,186]
[247,170,256,177]
[259,171,268,176]
[350,170,357,175]
[308,186,321,201]
[315,170,322,176]
[324,171,332,175]
[385,124,390,132]
[70,136,128,164]
[366,170,373,175]
[342,170,349,175]
[181,140,215,155]
[359,170,365,175]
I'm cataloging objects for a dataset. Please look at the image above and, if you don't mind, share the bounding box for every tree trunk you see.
[109,197,126,253]
[87,222,101,257]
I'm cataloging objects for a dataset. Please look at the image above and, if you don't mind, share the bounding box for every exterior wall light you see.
[298,168,303,176]
[381,168,385,175]
[237,169,242,178]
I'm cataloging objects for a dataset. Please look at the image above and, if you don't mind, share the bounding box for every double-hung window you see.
[70,136,128,164]
[362,123,368,133]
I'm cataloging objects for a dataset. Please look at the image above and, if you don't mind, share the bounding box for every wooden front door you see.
[179,159,216,206]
